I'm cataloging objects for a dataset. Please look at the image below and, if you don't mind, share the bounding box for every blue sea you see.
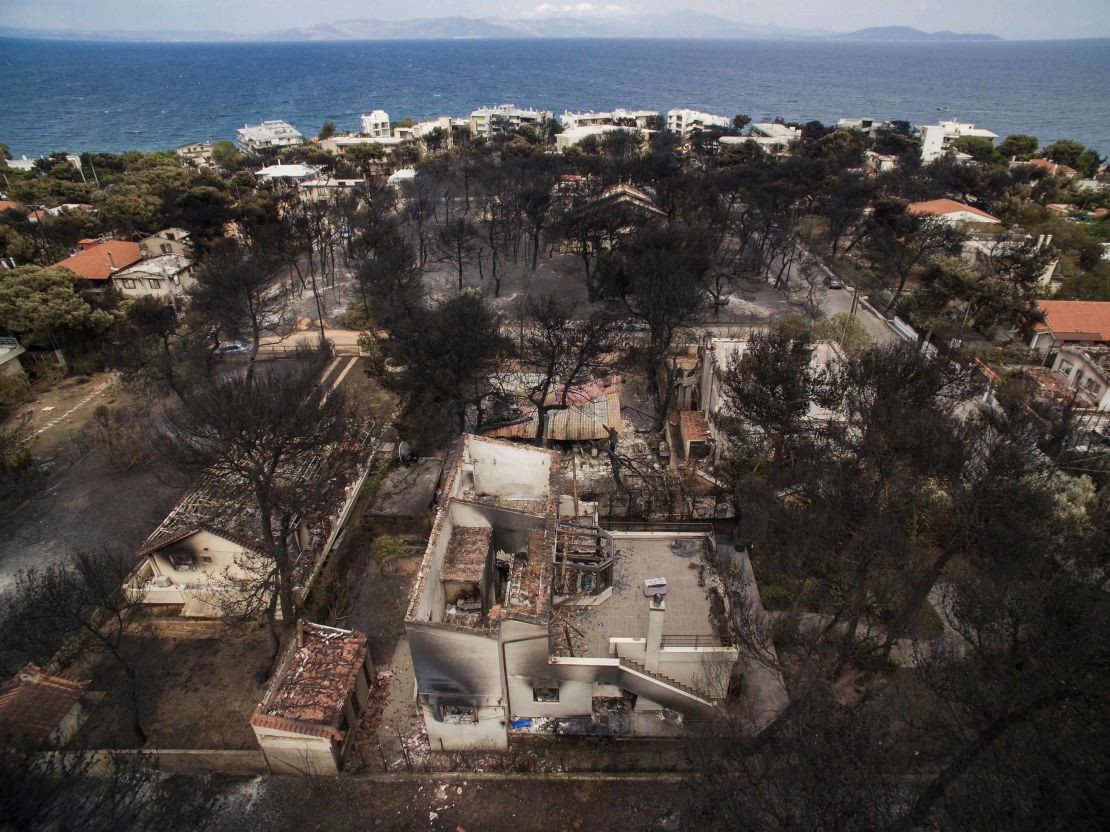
[1,37,1108,158]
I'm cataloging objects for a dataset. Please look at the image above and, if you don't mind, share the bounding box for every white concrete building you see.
[697,336,845,460]
[255,163,322,181]
[555,125,647,152]
[405,435,741,751]
[836,117,891,135]
[236,120,304,153]
[359,109,391,138]
[318,135,410,156]
[112,254,195,303]
[560,109,659,130]
[469,104,553,138]
[667,108,731,136]
[1050,347,1110,411]
[918,120,998,163]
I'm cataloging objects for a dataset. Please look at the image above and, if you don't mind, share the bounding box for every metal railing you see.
[660,634,731,649]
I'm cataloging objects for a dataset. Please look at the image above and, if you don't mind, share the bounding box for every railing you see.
[0,336,21,349]
[602,520,715,533]
[660,634,731,649]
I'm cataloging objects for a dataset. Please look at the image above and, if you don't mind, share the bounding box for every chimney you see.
[78,238,98,250]
[106,251,116,271]
[645,596,665,672]
[296,620,305,648]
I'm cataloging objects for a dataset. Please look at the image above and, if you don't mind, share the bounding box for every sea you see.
[1,36,1108,158]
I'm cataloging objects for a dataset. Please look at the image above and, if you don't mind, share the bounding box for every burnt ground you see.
[214,773,691,832]
[0,446,186,592]
[68,617,270,750]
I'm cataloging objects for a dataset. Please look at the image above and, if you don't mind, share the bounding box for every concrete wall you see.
[252,725,339,775]
[464,438,551,498]
[657,647,740,698]
[407,621,507,751]
[501,619,592,720]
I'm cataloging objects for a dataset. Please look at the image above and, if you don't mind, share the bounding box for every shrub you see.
[0,373,31,420]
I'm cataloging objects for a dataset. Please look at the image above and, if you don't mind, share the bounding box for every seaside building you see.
[236,120,304,153]
[404,434,744,751]
[468,104,553,139]
[254,163,322,182]
[112,254,195,305]
[907,198,1001,226]
[836,117,892,136]
[666,109,731,136]
[359,110,391,138]
[918,120,998,163]
[174,142,213,164]
[555,125,648,153]
[720,123,800,155]
[560,109,660,130]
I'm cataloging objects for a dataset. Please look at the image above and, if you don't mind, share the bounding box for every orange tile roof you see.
[680,410,710,443]
[0,664,89,749]
[251,622,367,742]
[54,240,142,280]
[0,200,22,212]
[1035,300,1110,341]
[907,198,1000,223]
[1026,158,1078,176]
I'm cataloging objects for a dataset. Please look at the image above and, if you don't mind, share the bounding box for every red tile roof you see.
[0,200,22,213]
[680,410,710,443]
[907,198,1000,223]
[54,240,142,280]
[251,622,368,742]
[1025,158,1078,176]
[0,664,89,749]
[1035,300,1110,341]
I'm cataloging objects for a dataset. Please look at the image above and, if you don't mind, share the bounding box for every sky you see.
[1,0,1108,40]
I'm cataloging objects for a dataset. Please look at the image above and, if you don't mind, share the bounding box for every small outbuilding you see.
[250,621,373,775]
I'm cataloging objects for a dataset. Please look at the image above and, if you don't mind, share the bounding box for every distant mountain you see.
[0,17,1001,44]
[838,26,1002,42]
[259,17,526,42]
[0,25,241,42]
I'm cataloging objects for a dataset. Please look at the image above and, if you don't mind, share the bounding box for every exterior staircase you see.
[619,658,712,705]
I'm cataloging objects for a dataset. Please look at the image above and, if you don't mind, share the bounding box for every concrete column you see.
[645,597,665,672]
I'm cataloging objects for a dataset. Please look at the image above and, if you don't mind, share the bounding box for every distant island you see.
[0,15,1002,44]
[838,26,1002,42]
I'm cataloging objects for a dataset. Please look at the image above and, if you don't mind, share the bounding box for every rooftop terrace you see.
[557,534,723,659]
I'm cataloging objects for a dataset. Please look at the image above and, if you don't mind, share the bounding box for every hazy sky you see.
[2,0,1108,39]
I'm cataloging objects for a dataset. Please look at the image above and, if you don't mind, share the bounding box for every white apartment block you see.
[919,120,998,163]
[360,109,391,138]
[720,122,801,154]
[468,104,553,138]
[236,120,304,152]
[666,108,731,136]
[560,109,659,130]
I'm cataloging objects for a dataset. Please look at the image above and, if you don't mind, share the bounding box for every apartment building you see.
[359,109,391,138]
[918,120,998,163]
[236,120,304,153]
[666,108,731,136]
[468,104,553,138]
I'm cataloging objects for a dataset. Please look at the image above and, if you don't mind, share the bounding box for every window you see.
[200,556,213,564]
[533,685,560,703]
[148,279,162,290]
[168,552,197,572]
[1059,361,1073,376]
[119,278,135,289]
[438,704,478,724]
[1085,378,1101,395]
[160,243,172,254]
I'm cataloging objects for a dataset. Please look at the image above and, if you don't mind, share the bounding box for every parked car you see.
[214,340,248,355]
[824,274,845,289]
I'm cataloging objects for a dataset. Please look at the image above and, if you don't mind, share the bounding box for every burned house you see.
[404,435,739,750]
[250,621,373,774]
[132,438,373,617]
